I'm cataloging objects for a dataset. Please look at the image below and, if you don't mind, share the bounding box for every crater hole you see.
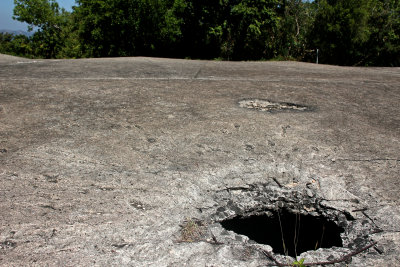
[220,209,344,257]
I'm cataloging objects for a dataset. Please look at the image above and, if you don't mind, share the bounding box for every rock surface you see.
[0,54,399,266]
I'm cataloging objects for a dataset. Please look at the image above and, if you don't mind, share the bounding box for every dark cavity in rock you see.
[220,208,344,257]
[238,99,310,112]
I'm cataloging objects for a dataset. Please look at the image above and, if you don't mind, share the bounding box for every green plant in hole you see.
[292,258,306,267]
[277,210,309,266]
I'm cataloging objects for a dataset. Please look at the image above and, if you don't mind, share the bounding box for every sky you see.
[0,0,76,31]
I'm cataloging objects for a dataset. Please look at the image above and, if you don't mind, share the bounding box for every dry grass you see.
[179,218,207,242]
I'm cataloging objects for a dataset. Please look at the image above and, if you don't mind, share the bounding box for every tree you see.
[0,33,33,57]
[0,33,14,54]
[56,7,83,58]
[228,0,281,60]
[309,0,373,65]
[275,0,315,60]
[364,0,400,66]
[7,0,398,65]
[13,0,70,58]
[173,0,225,59]
[74,0,183,57]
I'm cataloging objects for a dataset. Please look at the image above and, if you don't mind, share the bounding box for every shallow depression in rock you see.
[238,99,310,112]
[220,208,344,257]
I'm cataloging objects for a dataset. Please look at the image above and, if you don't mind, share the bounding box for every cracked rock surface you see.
[0,54,399,266]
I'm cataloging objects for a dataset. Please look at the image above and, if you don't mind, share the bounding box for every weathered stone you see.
[0,54,399,266]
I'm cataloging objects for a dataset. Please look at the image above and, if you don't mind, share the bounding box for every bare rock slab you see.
[0,55,399,266]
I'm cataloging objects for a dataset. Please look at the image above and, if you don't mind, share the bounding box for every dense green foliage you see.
[0,32,33,57]
[309,0,400,66]
[12,0,71,58]
[1,0,398,65]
